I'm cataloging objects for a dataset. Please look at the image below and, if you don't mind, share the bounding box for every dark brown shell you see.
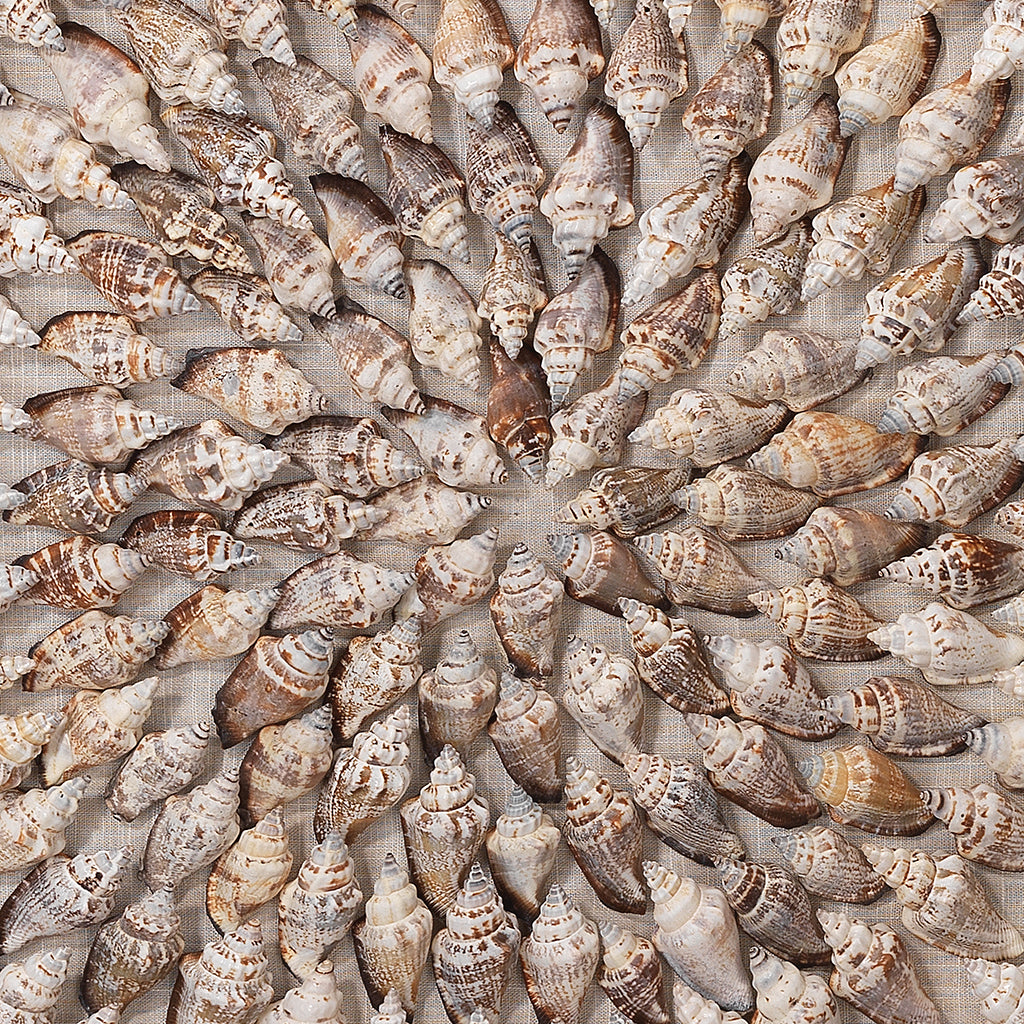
[120,509,257,579]
[486,337,551,484]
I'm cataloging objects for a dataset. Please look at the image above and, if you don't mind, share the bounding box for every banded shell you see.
[773,826,886,903]
[66,231,198,319]
[105,721,211,822]
[922,783,1024,871]
[485,786,560,921]
[0,712,60,791]
[927,154,1024,246]
[487,338,550,483]
[719,0,789,54]
[122,509,257,580]
[406,260,482,387]
[0,777,88,872]
[798,743,932,834]
[965,718,1024,789]
[749,946,839,1024]
[836,14,941,135]
[671,980,745,1024]
[962,243,1024,327]
[280,834,363,981]
[895,73,1009,194]
[16,536,146,610]
[208,0,294,63]
[259,961,343,1024]
[858,242,984,369]
[623,156,750,305]
[363,476,489,548]
[245,216,337,318]
[0,289,39,348]
[0,562,36,611]
[253,56,366,180]
[968,959,1024,1024]
[541,102,635,277]
[478,234,547,358]
[605,0,686,151]
[191,269,302,344]
[0,0,59,46]
[352,851,430,1010]
[598,923,668,1024]
[0,182,72,278]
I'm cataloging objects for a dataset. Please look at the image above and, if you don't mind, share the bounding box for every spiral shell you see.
[486,338,550,483]
[0,713,59,792]
[245,216,337,319]
[259,961,343,1024]
[478,234,547,358]
[598,923,668,1024]
[749,946,838,1024]
[0,0,59,46]
[0,777,88,872]
[0,182,72,278]
[963,247,1024,333]
[121,509,256,580]
[965,718,1024,789]
[718,0,789,54]
[0,290,39,348]
[16,536,146,610]
[209,0,294,62]
[361,476,486,549]
[967,959,1024,1024]
[773,826,886,903]
[191,268,303,344]
[922,783,1024,871]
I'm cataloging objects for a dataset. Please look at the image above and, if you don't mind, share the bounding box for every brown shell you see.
[362,475,490,548]
[487,337,551,484]
[121,509,258,579]
[774,825,886,903]
[478,233,548,359]
[191,268,303,345]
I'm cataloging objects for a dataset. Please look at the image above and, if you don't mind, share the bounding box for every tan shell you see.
[259,961,344,1024]
[598,923,668,1024]
[478,234,547,358]
[927,154,1024,246]
[486,338,550,483]
[363,475,489,548]
[0,713,59,792]
[209,0,294,63]
[966,718,1024,789]
[0,183,68,277]
[971,0,1024,83]
[773,826,886,903]
[0,777,88,872]
[191,268,303,345]
[718,0,790,55]
[922,783,1024,871]
[0,289,40,348]
[0,0,59,46]
[16,536,146,610]
[749,946,839,1024]
[963,243,1024,328]
[968,959,1024,1024]
[245,216,337,318]
[122,509,257,580]
[998,497,1024,539]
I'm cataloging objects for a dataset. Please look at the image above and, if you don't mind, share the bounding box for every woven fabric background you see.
[0,0,1022,1019]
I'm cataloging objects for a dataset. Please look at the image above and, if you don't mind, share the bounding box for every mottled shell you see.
[967,959,1024,1024]
[0,777,88,872]
[0,712,59,792]
[922,783,1024,871]
[773,826,886,903]
[927,154,1024,245]
[0,0,60,46]
[245,216,337,319]
[17,536,147,610]
[598,923,669,1024]
[966,718,1024,789]
[191,268,301,343]
[0,182,72,278]
[478,234,547,358]
[121,509,257,580]
[718,0,789,54]
[362,475,488,548]
[749,946,839,1024]
[208,0,294,63]
[487,338,550,482]
[259,961,344,1024]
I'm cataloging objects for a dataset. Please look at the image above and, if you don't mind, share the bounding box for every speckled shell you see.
[361,476,487,548]
[16,536,146,610]
[962,243,1024,326]
[154,584,279,669]
[926,155,1024,245]
[122,509,257,580]
[967,959,1024,1024]
[922,783,1024,871]
[998,499,1024,539]
[541,102,635,277]
[605,0,686,151]
[598,923,668,1024]
[623,155,749,305]
[682,43,772,177]
[971,0,1024,83]
[0,712,59,792]
[798,743,932,834]
[478,234,547,359]
[105,721,211,822]
[803,178,926,301]
[348,5,433,142]
[66,231,199,319]
[0,290,39,349]
[191,268,303,344]
[0,777,88,872]
[749,946,839,1024]
[312,704,412,842]
[352,851,430,1010]
[748,96,847,242]
[117,0,244,112]
[835,14,941,135]
[258,960,343,1024]
[245,216,337,319]
[966,718,1024,789]
[630,388,787,466]
[0,183,72,278]
[0,0,59,46]
[773,826,886,903]
[486,338,550,483]
[895,73,1009,194]
[81,885,183,1013]
[208,0,293,62]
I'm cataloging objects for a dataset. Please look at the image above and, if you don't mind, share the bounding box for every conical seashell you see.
[606,0,686,151]
[773,826,885,903]
[966,718,1024,789]
[971,0,1024,83]
[748,96,846,241]
[163,105,311,231]
[269,551,414,632]
[313,705,412,842]
[363,476,488,547]
[478,234,547,358]
[0,777,88,872]
[992,335,1024,383]
[0,949,70,1024]
[16,536,145,610]
[541,103,635,277]
[258,961,343,1024]
[348,5,433,142]
[487,338,550,483]
[122,509,257,580]
[718,0,789,54]
[209,0,294,62]
[0,712,60,791]
[368,990,407,1024]
[894,73,1008,194]
[81,885,183,1013]
[191,268,303,344]
[245,216,337,319]
[0,182,72,277]
[598,923,668,1024]
[142,758,240,889]
[622,749,743,863]
[486,786,560,921]
[623,156,750,305]
[168,920,274,1024]
[967,959,1024,1024]
[352,852,429,1009]
[749,946,838,1024]
[105,721,211,822]
[154,584,279,669]
[928,155,1024,248]
[922,783,1024,871]
[0,289,39,348]
[0,0,60,47]
[281,834,363,981]
[253,55,366,180]
[645,862,754,1014]
[858,242,984,369]
[117,0,244,112]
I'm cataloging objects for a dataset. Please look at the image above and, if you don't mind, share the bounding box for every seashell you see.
[401,745,489,914]
[965,718,1024,789]
[121,509,257,580]
[154,584,279,669]
[432,864,521,1024]
[163,106,311,231]
[0,847,130,955]
[142,758,240,890]
[798,743,932,834]
[117,0,244,113]
[81,885,183,1013]
[516,0,603,133]
[0,563,36,612]
[972,0,1024,83]
[191,268,302,343]
[239,705,333,826]
[245,216,337,318]
[749,946,838,1024]
[605,0,686,151]
[0,487,26,514]
[895,73,1009,194]
[313,705,412,842]
[207,808,293,933]
[0,403,28,433]
[352,852,429,1009]
[687,713,820,827]
[253,56,366,180]
[0,777,88,873]
[835,14,940,136]
[281,834,363,981]
[549,529,666,617]
[105,721,210,822]
[922,783,1024,871]
[623,156,749,305]
[617,273,721,401]
[168,920,274,1024]
[0,948,71,1024]
[0,712,60,791]
[645,861,754,1014]
[0,92,133,209]
[348,5,433,142]
[478,234,547,359]
[773,826,885,903]
[432,0,514,128]
[682,465,821,543]
[623,748,743,863]
[16,536,145,610]
[541,103,635,277]
[0,0,60,46]
[369,992,414,1024]
[0,182,72,278]
[363,475,488,547]
[0,289,39,348]
[258,961,343,1024]
[749,412,924,498]
[968,959,1024,1024]
[208,0,294,63]
[406,259,482,387]
[598,923,669,1024]
[998,498,1024,540]
[669,979,745,1024]
[705,634,837,740]
[635,528,766,617]
[718,0,789,53]
[714,858,829,966]
[215,628,333,747]
[487,338,550,483]
[929,155,1024,249]
[485,786,560,921]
